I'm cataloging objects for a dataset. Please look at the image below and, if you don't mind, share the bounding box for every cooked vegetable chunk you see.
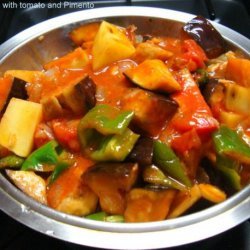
[143,165,186,190]
[78,104,139,161]
[124,188,176,222]
[170,69,218,134]
[83,163,138,215]
[4,70,42,84]
[121,88,178,136]
[6,170,47,204]
[183,16,225,58]
[128,137,154,166]
[168,184,201,218]
[0,76,29,114]
[69,22,100,46]
[215,155,241,190]
[213,125,250,164]
[199,183,226,203]
[153,140,192,187]
[47,156,97,216]
[225,58,250,87]
[223,82,250,115]
[43,47,90,70]
[41,74,96,119]
[0,98,42,157]
[21,140,59,171]
[92,21,136,71]
[0,75,13,112]
[0,155,24,169]
[124,59,181,93]
[133,42,173,63]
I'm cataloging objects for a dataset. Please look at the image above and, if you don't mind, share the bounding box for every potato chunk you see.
[92,21,135,71]
[0,98,42,157]
[47,156,98,216]
[223,81,250,115]
[226,57,250,87]
[124,188,176,222]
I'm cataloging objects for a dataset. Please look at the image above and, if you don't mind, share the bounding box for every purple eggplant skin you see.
[183,16,226,59]
[75,76,96,109]
[202,78,224,105]
[127,137,154,167]
[1,78,28,114]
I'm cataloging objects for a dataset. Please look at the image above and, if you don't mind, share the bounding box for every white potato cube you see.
[0,98,43,157]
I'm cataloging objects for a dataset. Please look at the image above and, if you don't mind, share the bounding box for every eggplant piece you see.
[183,16,225,58]
[42,75,96,120]
[69,22,100,46]
[9,78,28,100]
[121,88,178,137]
[202,78,223,105]
[83,162,138,215]
[6,170,47,204]
[127,137,154,166]
[75,76,96,109]
[124,59,181,94]
[1,77,28,114]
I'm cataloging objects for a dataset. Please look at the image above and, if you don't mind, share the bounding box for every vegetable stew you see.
[0,16,249,223]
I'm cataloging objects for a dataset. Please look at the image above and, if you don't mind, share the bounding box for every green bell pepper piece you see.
[0,155,24,169]
[153,140,192,187]
[78,104,139,161]
[49,161,69,184]
[91,128,139,161]
[216,154,241,190]
[21,140,60,171]
[143,165,187,190]
[213,125,250,164]
[86,211,124,222]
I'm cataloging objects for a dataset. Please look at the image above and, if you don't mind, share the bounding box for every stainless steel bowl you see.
[0,7,249,249]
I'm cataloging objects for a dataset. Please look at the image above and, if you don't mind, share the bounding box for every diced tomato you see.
[51,119,81,152]
[181,39,208,72]
[171,69,218,135]
[171,129,201,154]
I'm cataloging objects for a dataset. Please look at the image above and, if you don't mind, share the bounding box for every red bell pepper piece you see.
[170,69,218,136]
[181,39,208,72]
[159,69,218,152]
